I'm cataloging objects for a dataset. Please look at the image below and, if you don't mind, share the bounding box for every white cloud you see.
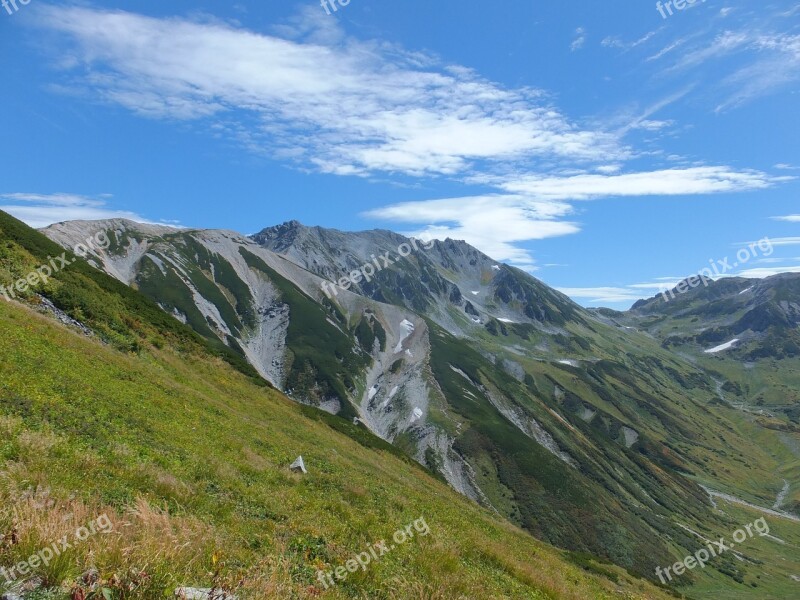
[35,6,622,178]
[752,256,800,264]
[30,5,795,275]
[595,165,622,174]
[715,33,800,111]
[649,20,800,112]
[633,119,674,131]
[559,261,800,307]
[737,265,800,278]
[601,30,659,51]
[556,287,647,304]
[667,31,751,72]
[647,38,687,62]
[760,237,800,246]
[772,215,800,222]
[571,28,586,52]
[498,167,785,200]
[0,193,158,229]
[601,37,624,49]
[365,166,786,268]
[364,195,578,268]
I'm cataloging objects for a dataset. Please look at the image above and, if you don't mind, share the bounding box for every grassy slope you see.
[438,292,800,598]
[426,321,692,577]
[13,212,798,597]
[0,298,676,599]
[668,500,800,600]
[611,283,800,597]
[0,210,681,598]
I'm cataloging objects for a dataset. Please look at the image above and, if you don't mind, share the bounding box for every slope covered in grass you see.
[0,286,677,599]
[0,210,684,598]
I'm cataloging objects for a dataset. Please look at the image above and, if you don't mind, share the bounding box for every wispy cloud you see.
[558,276,698,305]
[558,263,800,306]
[759,236,800,246]
[647,16,800,112]
[364,195,578,268]
[737,265,800,278]
[497,167,785,200]
[571,27,586,52]
[772,215,800,222]
[31,4,795,273]
[715,32,800,111]
[556,287,646,304]
[602,29,660,52]
[0,193,158,229]
[35,6,621,178]
[365,166,784,268]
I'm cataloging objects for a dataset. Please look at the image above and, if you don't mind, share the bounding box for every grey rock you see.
[175,588,237,600]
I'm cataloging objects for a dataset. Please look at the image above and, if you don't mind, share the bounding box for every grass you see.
[0,299,678,599]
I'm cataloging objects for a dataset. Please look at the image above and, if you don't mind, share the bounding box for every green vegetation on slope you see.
[0,215,678,599]
[0,210,262,383]
[427,321,688,578]
[239,247,370,419]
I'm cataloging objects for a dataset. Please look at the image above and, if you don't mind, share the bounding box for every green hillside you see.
[0,211,680,598]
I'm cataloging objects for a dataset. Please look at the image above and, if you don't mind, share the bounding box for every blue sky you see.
[1,0,799,308]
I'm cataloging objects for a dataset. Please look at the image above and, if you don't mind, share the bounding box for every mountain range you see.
[27,215,800,598]
[0,210,797,598]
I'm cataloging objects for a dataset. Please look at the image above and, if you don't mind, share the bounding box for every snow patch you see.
[449,365,474,384]
[704,339,739,354]
[394,319,416,353]
[497,318,516,324]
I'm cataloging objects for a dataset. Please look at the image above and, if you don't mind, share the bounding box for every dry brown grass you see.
[0,482,219,597]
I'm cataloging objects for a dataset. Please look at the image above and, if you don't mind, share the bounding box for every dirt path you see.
[774,479,790,511]
[701,485,800,523]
